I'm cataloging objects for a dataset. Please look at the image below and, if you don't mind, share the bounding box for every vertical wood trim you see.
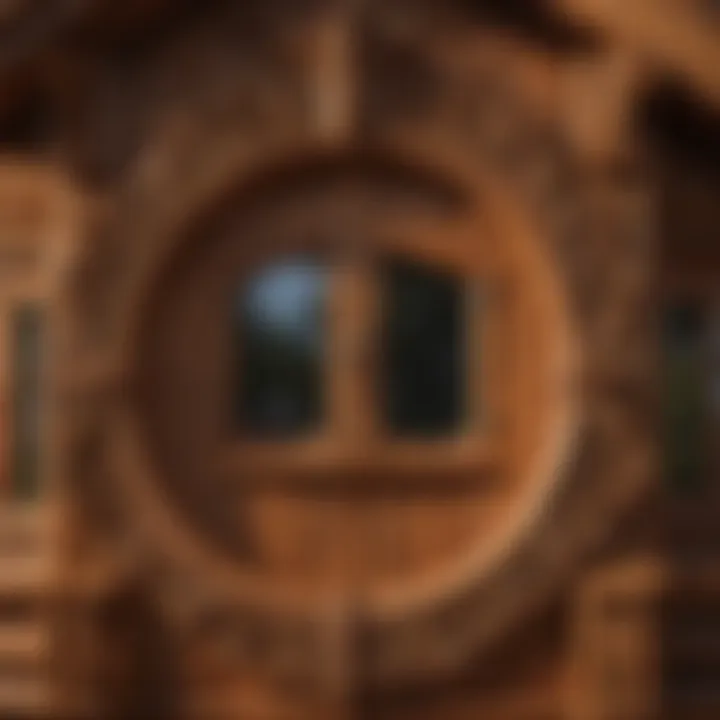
[316,597,359,720]
[329,255,378,449]
[308,8,358,145]
[470,273,512,446]
[567,559,666,720]
[465,280,485,439]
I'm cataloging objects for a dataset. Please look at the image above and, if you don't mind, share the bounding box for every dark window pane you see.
[10,304,43,500]
[382,259,466,437]
[234,257,328,438]
[663,302,710,492]
[711,308,720,478]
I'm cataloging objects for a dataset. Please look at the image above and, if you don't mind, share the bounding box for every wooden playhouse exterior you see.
[0,1,718,718]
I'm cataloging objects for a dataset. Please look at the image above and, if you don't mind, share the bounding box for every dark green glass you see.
[663,302,710,493]
[10,304,43,500]
[234,257,328,439]
[381,259,466,437]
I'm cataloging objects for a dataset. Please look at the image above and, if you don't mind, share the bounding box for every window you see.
[231,251,486,467]
[663,300,714,492]
[381,259,467,437]
[234,257,329,439]
[7,303,44,500]
[136,180,570,585]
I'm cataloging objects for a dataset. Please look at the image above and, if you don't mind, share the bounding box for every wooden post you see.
[568,557,666,720]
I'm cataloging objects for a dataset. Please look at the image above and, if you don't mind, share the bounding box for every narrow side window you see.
[9,303,44,500]
[663,301,710,493]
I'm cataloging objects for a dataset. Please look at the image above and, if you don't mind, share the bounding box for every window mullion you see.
[329,251,378,450]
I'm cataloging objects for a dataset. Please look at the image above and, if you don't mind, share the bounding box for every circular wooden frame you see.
[62,126,654,686]
[129,149,569,598]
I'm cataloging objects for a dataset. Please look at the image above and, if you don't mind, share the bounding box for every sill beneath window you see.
[218,438,498,494]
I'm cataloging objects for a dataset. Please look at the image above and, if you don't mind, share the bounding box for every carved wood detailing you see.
[357,40,656,683]
[57,5,656,706]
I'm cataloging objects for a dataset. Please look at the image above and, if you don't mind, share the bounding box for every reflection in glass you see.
[663,302,709,492]
[234,257,328,438]
[382,259,466,437]
[10,304,43,500]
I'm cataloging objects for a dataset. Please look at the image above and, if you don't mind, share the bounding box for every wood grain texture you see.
[51,4,657,716]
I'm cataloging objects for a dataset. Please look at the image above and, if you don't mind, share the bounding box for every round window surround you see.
[63,139,651,686]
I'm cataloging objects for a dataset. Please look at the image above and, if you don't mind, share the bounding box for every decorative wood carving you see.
[58,6,656,697]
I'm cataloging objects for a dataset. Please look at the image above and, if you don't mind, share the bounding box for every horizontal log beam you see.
[555,0,720,109]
